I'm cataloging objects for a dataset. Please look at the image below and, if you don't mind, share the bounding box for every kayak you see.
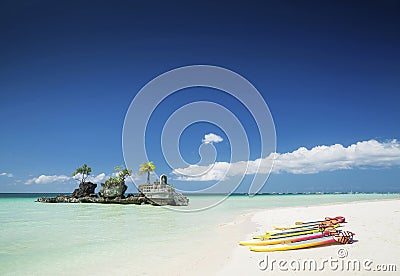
[250,236,336,252]
[239,232,325,246]
[250,230,354,252]
[253,228,322,240]
[274,223,320,230]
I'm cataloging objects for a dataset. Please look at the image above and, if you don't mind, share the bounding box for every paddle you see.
[294,216,345,225]
[267,223,339,238]
[274,217,345,230]
[255,223,340,240]
[272,221,340,235]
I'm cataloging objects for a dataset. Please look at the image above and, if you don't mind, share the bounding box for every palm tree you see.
[138,161,156,184]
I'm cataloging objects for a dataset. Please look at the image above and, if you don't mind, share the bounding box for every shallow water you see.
[0,193,398,275]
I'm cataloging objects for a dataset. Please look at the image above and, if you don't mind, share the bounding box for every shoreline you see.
[237,196,400,215]
[212,199,400,275]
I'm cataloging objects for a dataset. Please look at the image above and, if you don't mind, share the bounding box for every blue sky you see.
[0,0,399,193]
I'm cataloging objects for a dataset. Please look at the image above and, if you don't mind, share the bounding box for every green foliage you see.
[104,166,132,187]
[72,164,92,183]
[138,161,156,184]
[104,177,119,187]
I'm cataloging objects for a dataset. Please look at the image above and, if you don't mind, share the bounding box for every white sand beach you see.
[184,199,400,275]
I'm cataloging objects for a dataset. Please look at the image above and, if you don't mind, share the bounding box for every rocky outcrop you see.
[36,194,151,205]
[35,179,159,205]
[71,182,97,198]
[99,182,127,199]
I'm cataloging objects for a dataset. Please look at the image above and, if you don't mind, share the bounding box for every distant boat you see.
[138,174,189,206]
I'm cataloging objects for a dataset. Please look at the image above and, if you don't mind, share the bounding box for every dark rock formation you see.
[36,179,159,205]
[99,182,127,199]
[71,182,97,198]
[36,194,152,205]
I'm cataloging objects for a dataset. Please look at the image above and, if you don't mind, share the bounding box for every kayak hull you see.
[239,232,324,246]
[250,237,336,252]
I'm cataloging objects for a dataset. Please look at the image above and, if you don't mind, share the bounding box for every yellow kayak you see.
[250,236,336,252]
[273,222,320,230]
[239,232,324,246]
[250,230,355,252]
[265,224,320,234]
[252,228,320,240]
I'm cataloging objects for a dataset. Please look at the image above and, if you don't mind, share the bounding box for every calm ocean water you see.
[1,193,399,275]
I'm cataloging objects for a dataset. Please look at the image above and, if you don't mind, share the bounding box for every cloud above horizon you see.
[0,172,13,177]
[26,174,71,184]
[202,133,223,144]
[173,139,400,181]
[26,173,107,185]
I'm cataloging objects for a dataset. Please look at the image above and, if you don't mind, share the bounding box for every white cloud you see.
[26,172,107,185]
[90,173,107,183]
[202,133,223,144]
[272,139,400,174]
[127,174,145,182]
[0,172,13,177]
[173,139,400,181]
[26,174,71,185]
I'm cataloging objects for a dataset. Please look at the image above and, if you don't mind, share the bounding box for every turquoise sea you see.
[1,193,399,275]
